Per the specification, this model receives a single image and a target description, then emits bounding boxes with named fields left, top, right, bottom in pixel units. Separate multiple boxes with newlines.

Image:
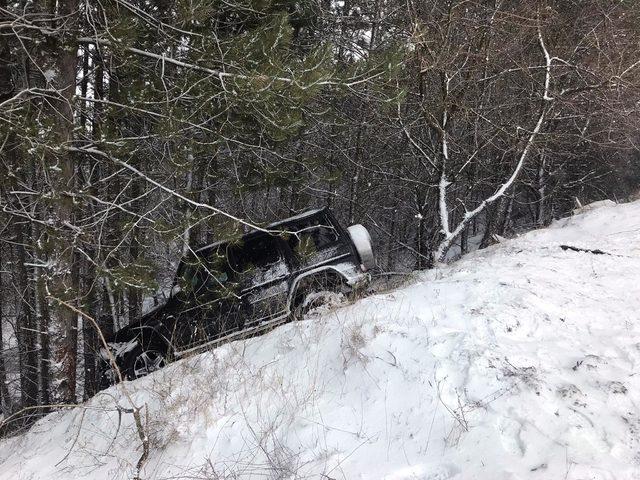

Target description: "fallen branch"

left=560, top=245, right=609, bottom=256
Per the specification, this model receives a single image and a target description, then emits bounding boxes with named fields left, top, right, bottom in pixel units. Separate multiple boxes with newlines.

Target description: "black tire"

left=125, top=344, right=168, bottom=380
left=290, top=273, right=351, bottom=321
left=291, top=291, right=317, bottom=321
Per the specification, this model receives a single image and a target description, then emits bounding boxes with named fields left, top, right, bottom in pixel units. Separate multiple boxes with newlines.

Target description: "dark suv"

left=99, top=207, right=374, bottom=386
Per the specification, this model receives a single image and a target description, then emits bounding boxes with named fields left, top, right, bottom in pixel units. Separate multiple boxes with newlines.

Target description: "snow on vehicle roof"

left=195, top=207, right=326, bottom=253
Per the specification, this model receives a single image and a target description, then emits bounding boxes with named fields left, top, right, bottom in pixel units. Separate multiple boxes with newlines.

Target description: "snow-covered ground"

left=1, top=199, right=640, bottom=480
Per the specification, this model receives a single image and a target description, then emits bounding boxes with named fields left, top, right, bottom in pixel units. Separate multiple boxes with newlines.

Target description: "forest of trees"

left=1, top=0, right=639, bottom=433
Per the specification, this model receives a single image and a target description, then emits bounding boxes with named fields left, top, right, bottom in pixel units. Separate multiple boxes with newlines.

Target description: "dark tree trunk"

left=206, top=156, right=219, bottom=246
left=386, top=210, right=396, bottom=270
left=15, top=221, right=39, bottom=411
left=347, top=125, right=364, bottom=225
left=480, top=194, right=512, bottom=248
left=460, top=224, right=469, bottom=255
left=44, top=0, right=80, bottom=404
left=37, top=270, right=52, bottom=408
left=128, top=180, right=142, bottom=324
left=0, top=234, right=13, bottom=423
left=82, top=259, right=100, bottom=400
left=0, top=0, right=15, bottom=421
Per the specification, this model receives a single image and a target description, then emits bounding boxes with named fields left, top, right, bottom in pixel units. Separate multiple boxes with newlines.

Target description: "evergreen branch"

left=67, top=146, right=293, bottom=235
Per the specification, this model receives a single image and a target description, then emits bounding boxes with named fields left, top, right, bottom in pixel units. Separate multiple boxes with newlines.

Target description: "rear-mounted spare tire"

left=347, top=224, right=375, bottom=271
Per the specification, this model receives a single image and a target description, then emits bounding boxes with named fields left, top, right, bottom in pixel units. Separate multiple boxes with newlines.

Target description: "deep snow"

left=1, top=199, right=640, bottom=480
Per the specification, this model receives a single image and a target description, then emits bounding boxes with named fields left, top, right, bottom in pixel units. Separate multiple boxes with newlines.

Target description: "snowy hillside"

left=1, top=200, right=640, bottom=480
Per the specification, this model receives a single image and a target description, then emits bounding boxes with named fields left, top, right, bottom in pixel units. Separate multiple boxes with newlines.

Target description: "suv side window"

left=231, top=236, right=281, bottom=271
left=288, top=218, right=339, bottom=255
left=178, top=246, right=234, bottom=299
left=229, top=235, right=287, bottom=286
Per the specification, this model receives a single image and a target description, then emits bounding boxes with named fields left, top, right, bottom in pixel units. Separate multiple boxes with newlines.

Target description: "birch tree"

left=398, top=1, right=640, bottom=263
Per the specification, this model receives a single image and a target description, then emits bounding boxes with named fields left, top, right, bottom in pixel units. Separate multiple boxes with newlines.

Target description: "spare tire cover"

left=347, top=224, right=375, bottom=270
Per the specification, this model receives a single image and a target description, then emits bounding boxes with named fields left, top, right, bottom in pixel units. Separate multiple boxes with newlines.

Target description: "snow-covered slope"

left=2, top=200, right=640, bottom=480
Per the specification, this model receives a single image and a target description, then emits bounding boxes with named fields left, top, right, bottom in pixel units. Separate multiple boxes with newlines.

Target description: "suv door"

left=229, top=234, right=291, bottom=326
left=170, top=246, right=244, bottom=352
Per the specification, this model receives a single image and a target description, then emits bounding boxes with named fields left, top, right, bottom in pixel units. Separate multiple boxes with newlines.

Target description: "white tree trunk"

left=434, top=25, right=554, bottom=263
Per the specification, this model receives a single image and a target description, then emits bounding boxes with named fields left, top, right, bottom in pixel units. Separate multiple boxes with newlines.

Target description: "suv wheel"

left=127, top=345, right=167, bottom=380
left=291, top=274, right=350, bottom=320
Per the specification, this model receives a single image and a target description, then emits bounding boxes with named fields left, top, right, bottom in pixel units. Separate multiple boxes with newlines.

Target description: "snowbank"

left=1, top=200, right=640, bottom=480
